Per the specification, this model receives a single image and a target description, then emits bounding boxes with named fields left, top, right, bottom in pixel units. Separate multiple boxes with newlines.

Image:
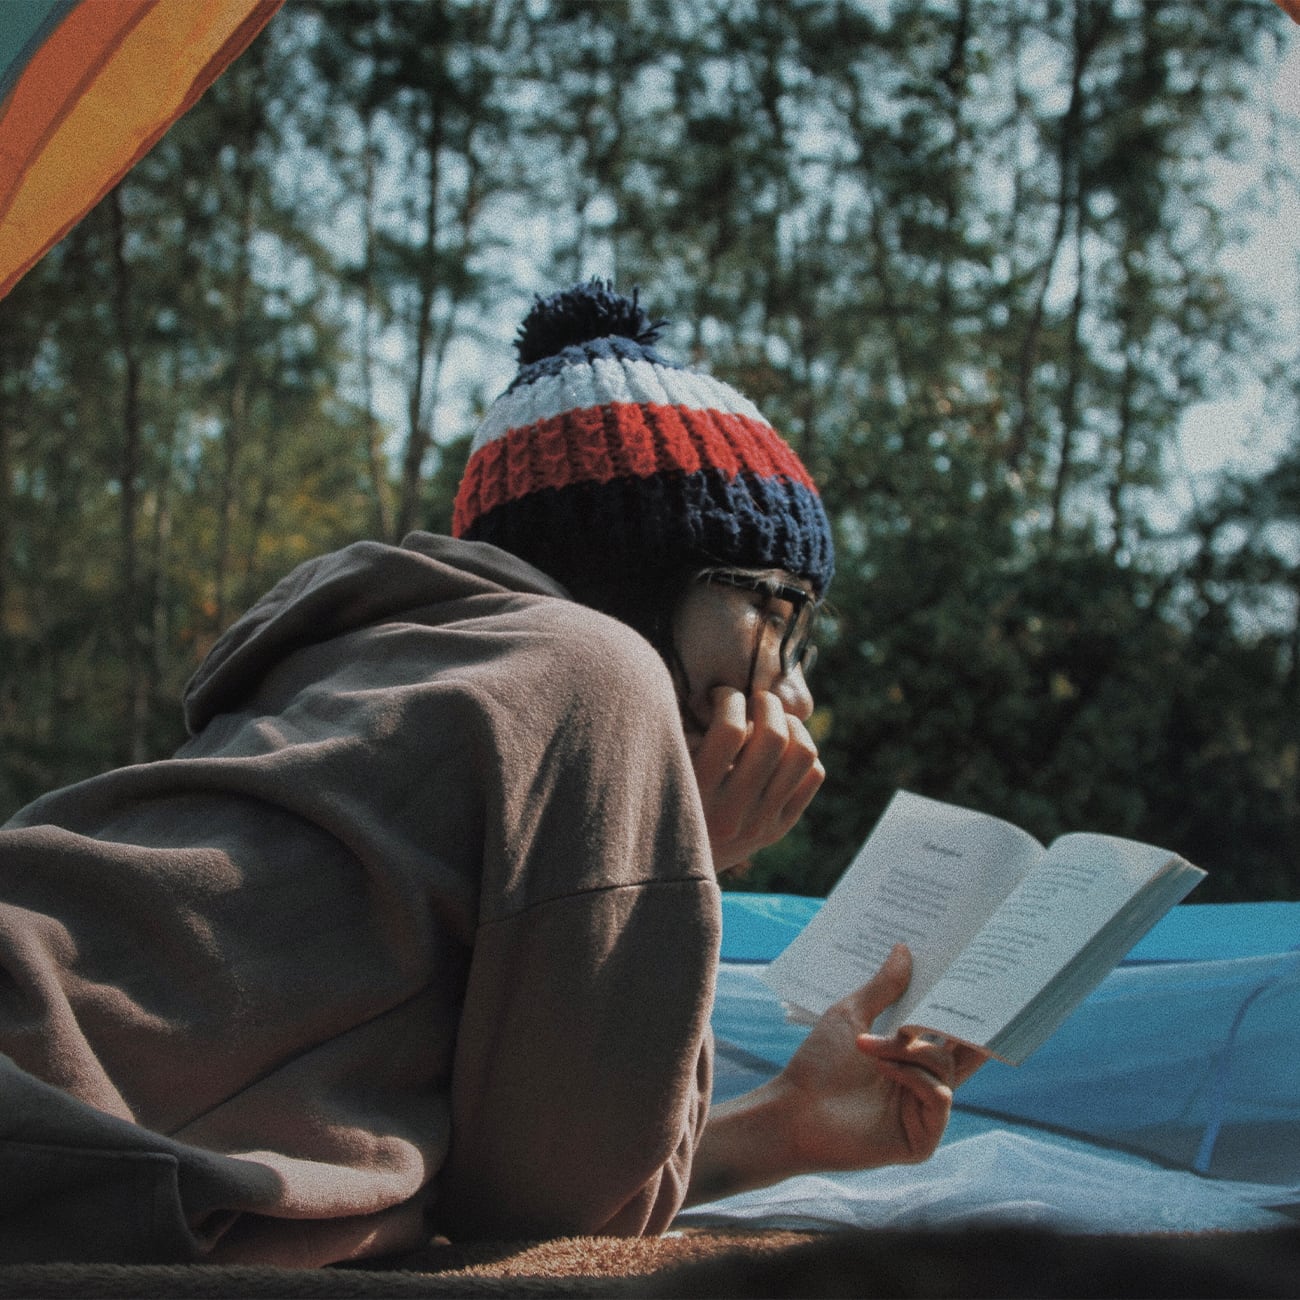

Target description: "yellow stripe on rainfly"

left=0, top=0, right=282, bottom=301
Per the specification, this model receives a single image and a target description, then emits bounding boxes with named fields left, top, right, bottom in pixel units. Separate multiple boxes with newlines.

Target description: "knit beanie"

left=452, top=280, right=834, bottom=620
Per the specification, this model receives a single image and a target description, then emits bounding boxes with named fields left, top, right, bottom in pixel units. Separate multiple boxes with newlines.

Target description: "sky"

left=1171, top=21, right=1300, bottom=513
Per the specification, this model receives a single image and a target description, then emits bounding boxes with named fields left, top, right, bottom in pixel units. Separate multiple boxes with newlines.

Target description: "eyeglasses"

left=701, top=570, right=819, bottom=685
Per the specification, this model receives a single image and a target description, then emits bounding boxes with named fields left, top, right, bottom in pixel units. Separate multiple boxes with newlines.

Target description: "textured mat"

left=1, top=1225, right=1297, bottom=1298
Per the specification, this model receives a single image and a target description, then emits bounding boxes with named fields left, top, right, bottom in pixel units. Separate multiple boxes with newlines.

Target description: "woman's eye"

left=766, top=607, right=793, bottom=634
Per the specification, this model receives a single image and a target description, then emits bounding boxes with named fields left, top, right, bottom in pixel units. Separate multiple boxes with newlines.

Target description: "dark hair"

left=568, top=564, right=696, bottom=673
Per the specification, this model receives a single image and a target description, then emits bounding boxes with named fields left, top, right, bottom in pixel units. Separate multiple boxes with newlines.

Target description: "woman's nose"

left=776, top=668, right=815, bottom=723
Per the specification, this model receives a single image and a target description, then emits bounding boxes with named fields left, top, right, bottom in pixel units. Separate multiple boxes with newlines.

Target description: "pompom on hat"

left=452, top=280, right=834, bottom=615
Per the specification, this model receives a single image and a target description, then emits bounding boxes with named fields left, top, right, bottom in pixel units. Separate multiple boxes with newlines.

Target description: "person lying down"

left=0, top=280, right=982, bottom=1266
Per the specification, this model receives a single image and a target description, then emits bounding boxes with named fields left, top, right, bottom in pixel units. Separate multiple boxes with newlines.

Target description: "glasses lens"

left=702, top=571, right=818, bottom=681
left=799, top=641, right=818, bottom=676
left=779, top=598, right=816, bottom=676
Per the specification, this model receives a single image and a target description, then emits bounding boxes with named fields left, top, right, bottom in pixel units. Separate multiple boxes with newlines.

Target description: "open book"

left=763, top=790, right=1206, bottom=1065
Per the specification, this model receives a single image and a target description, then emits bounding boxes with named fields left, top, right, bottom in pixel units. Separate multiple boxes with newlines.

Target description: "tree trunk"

left=0, top=355, right=12, bottom=627
left=360, top=119, right=395, bottom=541
left=936, top=0, right=971, bottom=339
left=395, top=100, right=445, bottom=540
left=108, top=187, right=149, bottom=763
left=1048, top=223, right=1087, bottom=545
left=1007, top=0, right=1106, bottom=473
left=1109, top=320, right=1137, bottom=559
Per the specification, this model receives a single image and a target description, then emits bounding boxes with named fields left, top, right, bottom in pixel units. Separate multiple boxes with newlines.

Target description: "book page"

left=906, top=833, right=1187, bottom=1049
left=762, top=791, right=1045, bottom=1035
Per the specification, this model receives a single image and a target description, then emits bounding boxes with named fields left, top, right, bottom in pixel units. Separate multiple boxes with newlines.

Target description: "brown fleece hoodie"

left=0, top=533, right=719, bottom=1265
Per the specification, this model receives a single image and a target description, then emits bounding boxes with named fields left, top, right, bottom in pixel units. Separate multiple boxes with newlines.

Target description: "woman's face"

left=671, top=570, right=817, bottom=738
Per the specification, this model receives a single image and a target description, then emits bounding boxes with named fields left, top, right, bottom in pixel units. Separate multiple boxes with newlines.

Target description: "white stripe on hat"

left=470, top=355, right=770, bottom=453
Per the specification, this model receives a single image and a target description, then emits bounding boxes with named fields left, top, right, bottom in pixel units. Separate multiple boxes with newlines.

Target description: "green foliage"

left=0, top=0, right=1296, bottom=900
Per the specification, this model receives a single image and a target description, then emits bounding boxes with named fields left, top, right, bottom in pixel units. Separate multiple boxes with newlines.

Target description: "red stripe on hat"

left=674, top=405, right=813, bottom=482
left=454, top=403, right=817, bottom=533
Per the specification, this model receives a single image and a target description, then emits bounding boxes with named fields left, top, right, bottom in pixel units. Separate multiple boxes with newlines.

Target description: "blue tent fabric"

left=718, top=894, right=1298, bottom=965
left=716, top=892, right=823, bottom=962
left=687, top=894, right=1300, bottom=1235
left=1114, top=900, right=1297, bottom=963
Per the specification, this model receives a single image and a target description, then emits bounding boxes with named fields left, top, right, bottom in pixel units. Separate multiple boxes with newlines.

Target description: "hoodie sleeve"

left=432, top=604, right=720, bottom=1239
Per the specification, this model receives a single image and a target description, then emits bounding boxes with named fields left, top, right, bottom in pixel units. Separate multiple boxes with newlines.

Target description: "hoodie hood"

left=182, top=533, right=569, bottom=735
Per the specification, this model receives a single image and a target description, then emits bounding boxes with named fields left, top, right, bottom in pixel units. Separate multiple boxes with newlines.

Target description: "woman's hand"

left=685, top=946, right=987, bottom=1207
left=774, top=944, right=988, bottom=1172
left=686, top=686, right=824, bottom=873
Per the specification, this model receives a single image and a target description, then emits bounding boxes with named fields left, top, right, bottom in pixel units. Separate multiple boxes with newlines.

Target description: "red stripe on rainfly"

left=456, top=403, right=816, bottom=528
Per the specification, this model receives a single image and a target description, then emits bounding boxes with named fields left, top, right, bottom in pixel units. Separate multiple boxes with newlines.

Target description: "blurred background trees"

left=1, top=0, right=1296, bottom=900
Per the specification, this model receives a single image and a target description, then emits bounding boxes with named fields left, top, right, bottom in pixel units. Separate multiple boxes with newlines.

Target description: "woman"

left=0, top=282, right=979, bottom=1265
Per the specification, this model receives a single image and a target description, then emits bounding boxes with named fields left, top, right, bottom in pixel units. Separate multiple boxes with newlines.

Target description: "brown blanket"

left=0, top=1224, right=1296, bottom=1298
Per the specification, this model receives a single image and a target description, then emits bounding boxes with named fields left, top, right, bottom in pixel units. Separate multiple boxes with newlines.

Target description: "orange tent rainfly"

left=0, top=0, right=282, bottom=302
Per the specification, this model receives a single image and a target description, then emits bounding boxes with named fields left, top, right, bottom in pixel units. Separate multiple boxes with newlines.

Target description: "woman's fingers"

left=722, top=691, right=790, bottom=794
left=688, top=688, right=823, bottom=869
left=855, top=1025, right=957, bottom=1162
left=949, top=1041, right=991, bottom=1085
left=858, top=1034, right=957, bottom=1088
left=857, top=1024, right=988, bottom=1090
left=769, top=715, right=824, bottom=827
left=836, top=944, right=913, bottom=1029
left=725, top=695, right=820, bottom=801
left=689, top=687, right=748, bottom=781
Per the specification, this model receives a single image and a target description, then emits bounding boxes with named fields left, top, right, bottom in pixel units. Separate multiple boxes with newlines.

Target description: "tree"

left=307, top=0, right=519, bottom=541
left=0, top=0, right=1295, bottom=901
